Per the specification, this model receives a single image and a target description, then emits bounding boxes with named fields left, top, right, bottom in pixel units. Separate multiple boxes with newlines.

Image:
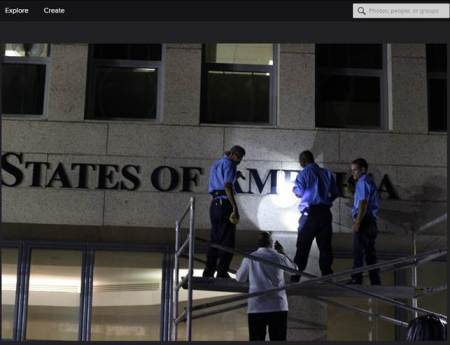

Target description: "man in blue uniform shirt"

left=291, top=150, right=338, bottom=282
left=349, top=158, right=381, bottom=285
left=203, top=145, right=246, bottom=278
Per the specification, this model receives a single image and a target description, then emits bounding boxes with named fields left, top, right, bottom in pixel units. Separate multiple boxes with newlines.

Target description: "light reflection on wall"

left=256, top=170, right=302, bottom=231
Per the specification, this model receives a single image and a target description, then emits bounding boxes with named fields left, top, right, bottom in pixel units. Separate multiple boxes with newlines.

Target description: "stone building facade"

left=1, top=43, right=447, bottom=341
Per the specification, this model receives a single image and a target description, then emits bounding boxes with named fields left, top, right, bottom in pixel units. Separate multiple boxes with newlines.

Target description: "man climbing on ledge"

left=348, top=158, right=381, bottom=285
left=236, top=232, right=297, bottom=341
left=203, top=145, right=246, bottom=279
left=291, top=150, right=339, bottom=282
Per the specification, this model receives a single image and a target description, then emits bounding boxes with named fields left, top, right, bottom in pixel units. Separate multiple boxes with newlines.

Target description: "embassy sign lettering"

left=1, top=152, right=399, bottom=199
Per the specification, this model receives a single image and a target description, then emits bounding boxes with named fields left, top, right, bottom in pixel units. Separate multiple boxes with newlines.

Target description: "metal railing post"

left=411, top=230, right=418, bottom=319
left=172, top=221, right=180, bottom=341
left=186, top=197, right=195, bottom=341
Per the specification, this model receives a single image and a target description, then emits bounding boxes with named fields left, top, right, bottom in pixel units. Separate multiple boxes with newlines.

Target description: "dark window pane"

left=93, top=44, right=162, bottom=61
left=317, top=74, right=381, bottom=128
left=429, top=78, right=447, bottom=131
left=426, top=44, right=447, bottom=73
left=88, top=67, right=157, bottom=119
left=202, top=71, right=270, bottom=124
left=317, top=44, right=383, bottom=69
left=2, top=64, right=46, bottom=115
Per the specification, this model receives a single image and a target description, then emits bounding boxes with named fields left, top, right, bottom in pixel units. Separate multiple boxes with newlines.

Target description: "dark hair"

left=229, top=145, right=246, bottom=158
left=299, top=150, right=314, bottom=163
left=406, top=314, right=447, bottom=341
left=352, top=158, right=368, bottom=171
left=257, top=231, right=272, bottom=248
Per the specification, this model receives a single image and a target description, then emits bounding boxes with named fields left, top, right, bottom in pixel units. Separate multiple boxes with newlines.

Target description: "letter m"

left=247, top=169, right=278, bottom=194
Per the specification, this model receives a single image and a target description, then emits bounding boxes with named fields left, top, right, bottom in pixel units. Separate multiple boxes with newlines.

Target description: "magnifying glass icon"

left=358, top=6, right=366, bottom=15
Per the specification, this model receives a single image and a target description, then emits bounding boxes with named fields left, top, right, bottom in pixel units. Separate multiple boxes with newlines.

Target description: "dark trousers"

left=352, top=216, right=381, bottom=285
left=248, top=311, right=288, bottom=341
left=294, top=205, right=333, bottom=276
left=203, top=198, right=236, bottom=277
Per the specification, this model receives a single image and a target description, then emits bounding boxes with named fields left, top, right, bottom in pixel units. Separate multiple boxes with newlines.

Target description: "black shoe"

left=291, top=275, right=301, bottom=283
left=217, top=272, right=231, bottom=279
left=347, top=278, right=362, bottom=285
left=202, top=269, right=215, bottom=278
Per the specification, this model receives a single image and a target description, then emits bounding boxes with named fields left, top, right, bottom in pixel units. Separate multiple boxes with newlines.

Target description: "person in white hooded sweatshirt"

left=236, top=232, right=297, bottom=341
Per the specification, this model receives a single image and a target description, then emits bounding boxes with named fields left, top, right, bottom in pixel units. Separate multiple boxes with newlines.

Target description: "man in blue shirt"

left=349, top=158, right=381, bottom=285
left=203, top=145, right=246, bottom=278
left=291, top=150, right=338, bottom=282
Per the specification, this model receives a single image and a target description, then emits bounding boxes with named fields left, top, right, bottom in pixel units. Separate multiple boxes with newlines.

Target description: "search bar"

left=353, top=3, right=450, bottom=18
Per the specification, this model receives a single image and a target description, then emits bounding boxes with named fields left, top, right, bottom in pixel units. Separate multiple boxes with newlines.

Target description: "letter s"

left=2, top=152, right=24, bottom=187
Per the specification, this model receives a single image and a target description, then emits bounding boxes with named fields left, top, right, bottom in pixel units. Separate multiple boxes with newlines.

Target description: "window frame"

left=426, top=44, right=447, bottom=133
left=0, top=240, right=170, bottom=342
left=2, top=45, right=51, bottom=117
left=200, top=44, right=279, bottom=126
left=85, top=44, right=165, bottom=121
left=315, top=44, right=389, bottom=130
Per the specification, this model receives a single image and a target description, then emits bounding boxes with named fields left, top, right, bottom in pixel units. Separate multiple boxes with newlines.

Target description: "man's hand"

left=229, top=208, right=240, bottom=225
left=352, top=221, right=360, bottom=233
left=274, top=240, right=285, bottom=254
left=236, top=171, right=246, bottom=180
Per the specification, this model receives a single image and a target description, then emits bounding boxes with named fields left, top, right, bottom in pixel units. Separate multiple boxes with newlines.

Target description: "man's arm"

left=329, top=172, right=339, bottom=202
left=275, top=241, right=298, bottom=271
left=352, top=180, right=370, bottom=232
left=293, top=171, right=306, bottom=198
left=223, top=162, right=239, bottom=219
left=235, top=258, right=249, bottom=282
left=224, top=182, right=239, bottom=217
left=352, top=199, right=368, bottom=232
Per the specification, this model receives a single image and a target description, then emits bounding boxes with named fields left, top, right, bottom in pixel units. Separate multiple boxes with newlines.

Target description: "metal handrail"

left=410, top=213, right=447, bottom=319
left=180, top=254, right=237, bottom=274
left=186, top=198, right=196, bottom=341
left=171, top=204, right=447, bottom=340
left=175, top=239, right=190, bottom=258
left=195, top=238, right=445, bottom=283
left=178, top=295, right=410, bottom=329
left=171, top=197, right=196, bottom=341
left=190, top=240, right=447, bottom=320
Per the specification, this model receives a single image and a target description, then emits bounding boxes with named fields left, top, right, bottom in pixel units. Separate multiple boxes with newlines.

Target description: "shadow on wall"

left=308, top=132, right=447, bottom=238
left=232, top=130, right=446, bottom=239
left=342, top=179, right=447, bottom=236
left=381, top=176, right=447, bottom=236
left=399, top=176, right=447, bottom=202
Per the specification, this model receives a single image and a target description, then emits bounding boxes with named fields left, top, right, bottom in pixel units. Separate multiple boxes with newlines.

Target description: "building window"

left=316, top=44, right=386, bottom=129
left=426, top=44, right=447, bottom=132
left=1, top=248, right=19, bottom=340
left=85, top=44, right=163, bottom=120
left=90, top=251, right=163, bottom=341
left=26, top=249, right=83, bottom=341
left=2, top=44, right=49, bottom=115
left=201, top=44, right=277, bottom=125
left=1, top=243, right=166, bottom=341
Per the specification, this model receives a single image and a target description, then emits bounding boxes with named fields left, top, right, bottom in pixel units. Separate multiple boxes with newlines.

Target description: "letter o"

left=151, top=166, right=179, bottom=192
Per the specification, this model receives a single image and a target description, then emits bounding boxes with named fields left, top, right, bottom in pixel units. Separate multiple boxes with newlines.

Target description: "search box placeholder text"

left=353, top=3, right=450, bottom=18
